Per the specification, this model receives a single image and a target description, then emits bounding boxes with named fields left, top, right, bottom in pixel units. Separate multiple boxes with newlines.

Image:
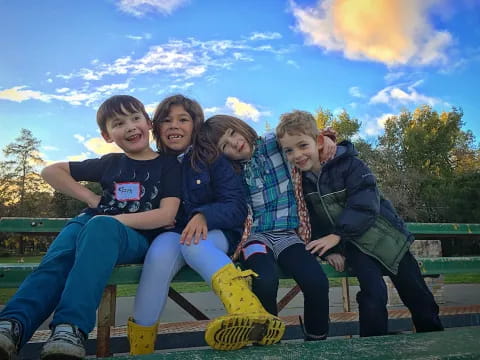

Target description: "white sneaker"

left=0, top=319, right=21, bottom=360
left=40, top=324, right=86, bottom=360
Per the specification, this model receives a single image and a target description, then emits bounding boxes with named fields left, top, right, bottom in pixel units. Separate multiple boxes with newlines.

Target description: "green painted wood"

left=102, top=327, right=480, bottom=359
left=2, top=217, right=480, bottom=237
left=1, top=257, right=479, bottom=288
left=0, top=217, right=68, bottom=233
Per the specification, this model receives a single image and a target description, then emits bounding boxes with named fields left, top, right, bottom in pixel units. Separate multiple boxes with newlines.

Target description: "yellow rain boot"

left=127, top=317, right=158, bottom=355
left=204, top=263, right=285, bottom=351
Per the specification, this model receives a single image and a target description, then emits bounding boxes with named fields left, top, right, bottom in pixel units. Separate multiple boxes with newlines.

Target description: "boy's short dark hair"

left=276, top=110, right=319, bottom=140
left=97, top=95, right=150, bottom=133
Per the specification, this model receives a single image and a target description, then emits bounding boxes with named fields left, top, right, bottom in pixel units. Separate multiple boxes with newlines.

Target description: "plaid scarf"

left=232, top=166, right=311, bottom=260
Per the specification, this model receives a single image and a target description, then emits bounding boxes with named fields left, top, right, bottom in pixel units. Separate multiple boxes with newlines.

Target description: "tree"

left=315, top=108, right=361, bottom=141
left=1, top=129, right=47, bottom=253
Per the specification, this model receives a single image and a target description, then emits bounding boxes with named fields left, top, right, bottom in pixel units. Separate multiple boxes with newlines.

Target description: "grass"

left=1, top=256, right=479, bottom=303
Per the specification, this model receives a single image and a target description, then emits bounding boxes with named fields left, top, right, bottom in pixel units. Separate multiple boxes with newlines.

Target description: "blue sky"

left=1, top=0, right=479, bottom=163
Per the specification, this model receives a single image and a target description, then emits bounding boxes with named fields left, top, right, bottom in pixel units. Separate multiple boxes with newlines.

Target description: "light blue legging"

left=134, top=229, right=230, bottom=326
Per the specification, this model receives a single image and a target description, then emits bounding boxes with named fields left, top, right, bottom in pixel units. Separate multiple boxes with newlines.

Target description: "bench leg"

left=168, top=287, right=209, bottom=320
left=277, top=285, right=301, bottom=312
left=341, top=278, right=351, bottom=312
left=96, top=285, right=117, bottom=358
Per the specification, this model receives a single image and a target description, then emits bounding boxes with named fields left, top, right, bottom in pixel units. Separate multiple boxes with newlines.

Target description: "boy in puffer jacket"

left=276, top=110, right=444, bottom=337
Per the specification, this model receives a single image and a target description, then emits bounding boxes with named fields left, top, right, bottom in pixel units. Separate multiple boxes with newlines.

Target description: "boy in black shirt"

left=0, top=95, right=181, bottom=359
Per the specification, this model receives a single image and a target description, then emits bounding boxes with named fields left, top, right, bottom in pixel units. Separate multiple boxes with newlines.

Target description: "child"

left=276, top=110, right=444, bottom=337
left=0, top=95, right=181, bottom=360
left=128, top=95, right=285, bottom=354
left=201, top=115, right=338, bottom=341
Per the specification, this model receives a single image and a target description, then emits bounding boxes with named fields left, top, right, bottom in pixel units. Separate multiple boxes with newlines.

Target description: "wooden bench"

left=1, top=217, right=480, bottom=358
left=99, top=326, right=480, bottom=360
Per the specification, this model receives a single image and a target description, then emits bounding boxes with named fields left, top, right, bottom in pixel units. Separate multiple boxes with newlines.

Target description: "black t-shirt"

left=69, top=153, right=182, bottom=239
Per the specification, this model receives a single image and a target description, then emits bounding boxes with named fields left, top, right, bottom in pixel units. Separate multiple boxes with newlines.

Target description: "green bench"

left=1, top=217, right=480, bottom=358
left=102, top=326, right=480, bottom=360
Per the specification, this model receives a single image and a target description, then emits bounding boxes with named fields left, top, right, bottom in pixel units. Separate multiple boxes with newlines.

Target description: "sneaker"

left=40, top=324, right=86, bottom=360
left=0, top=319, right=21, bottom=360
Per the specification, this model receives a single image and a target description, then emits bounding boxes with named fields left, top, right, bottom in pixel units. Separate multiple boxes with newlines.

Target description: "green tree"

left=315, top=108, right=361, bottom=141
left=1, top=129, right=48, bottom=253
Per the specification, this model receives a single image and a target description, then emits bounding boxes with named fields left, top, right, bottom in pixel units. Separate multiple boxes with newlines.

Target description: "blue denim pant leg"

left=345, top=242, right=389, bottom=337
left=51, top=216, right=149, bottom=335
left=390, top=251, right=443, bottom=332
left=0, top=213, right=92, bottom=347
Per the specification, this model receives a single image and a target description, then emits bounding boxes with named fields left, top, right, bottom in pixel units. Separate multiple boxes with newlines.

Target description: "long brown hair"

left=152, top=94, right=215, bottom=170
left=201, top=115, right=258, bottom=170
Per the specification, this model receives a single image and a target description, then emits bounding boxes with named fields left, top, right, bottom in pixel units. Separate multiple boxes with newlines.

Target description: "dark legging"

left=240, top=243, right=329, bottom=337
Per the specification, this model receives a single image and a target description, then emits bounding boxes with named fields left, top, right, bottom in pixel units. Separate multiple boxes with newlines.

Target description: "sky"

left=1, top=0, right=479, bottom=163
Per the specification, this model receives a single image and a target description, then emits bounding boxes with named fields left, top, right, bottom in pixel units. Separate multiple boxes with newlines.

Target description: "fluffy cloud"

left=117, top=0, right=188, bottom=17
left=349, top=86, right=364, bottom=98
left=290, top=0, right=452, bottom=66
left=370, top=85, right=439, bottom=106
left=226, top=97, right=261, bottom=122
left=0, top=86, right=52, bottom=103
left=364, top=113, right=395, bottom=136
left=84, top=137, right=123, bottom=155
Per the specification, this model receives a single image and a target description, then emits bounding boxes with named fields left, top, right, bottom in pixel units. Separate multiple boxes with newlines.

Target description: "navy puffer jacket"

left=302, top=140, right=413, bottom=274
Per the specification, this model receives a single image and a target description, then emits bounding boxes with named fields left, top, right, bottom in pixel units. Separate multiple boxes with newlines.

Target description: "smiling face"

left=158, top=104, right=194, bottom=153
left=217, top=128, right=253, bottom=161
left=278, top=132, right=323, bottom=174
left=102, top=104, right=154, bottom=159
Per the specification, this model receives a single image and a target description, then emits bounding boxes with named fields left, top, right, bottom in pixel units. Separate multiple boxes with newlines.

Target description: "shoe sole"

left=205, top=314, right=285, bottom=351
left=41, top=354, right=83, bottom=360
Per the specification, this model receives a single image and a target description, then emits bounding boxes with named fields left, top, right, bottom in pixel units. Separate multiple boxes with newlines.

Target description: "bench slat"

left=2, top=217, right=480, bottom=236
left=1, top=257, right=479, bottom=288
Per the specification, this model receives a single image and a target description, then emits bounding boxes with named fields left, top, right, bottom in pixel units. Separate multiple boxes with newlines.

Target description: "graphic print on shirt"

left=98, top=165, right=161, bottom=215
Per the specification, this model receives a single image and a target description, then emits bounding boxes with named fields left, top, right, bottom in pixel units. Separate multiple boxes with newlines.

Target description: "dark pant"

left=240, top=243, right=330, bottom=337
left=345, top=242, right=444, bottom=337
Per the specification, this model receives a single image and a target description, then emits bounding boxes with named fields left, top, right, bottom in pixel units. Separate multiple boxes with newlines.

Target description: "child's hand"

left=320, top=135, right=337, bottom=163
left=87, top=194, right=101, bottom=208
left=180, top=213, right=208, bottom=245
left=325, top=253, right=345, bottom=272
left=306, top=234, right=340, bottom=257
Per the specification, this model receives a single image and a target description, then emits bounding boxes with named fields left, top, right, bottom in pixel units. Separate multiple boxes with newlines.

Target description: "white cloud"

left=84, top=137, right=123, bottom=155
left=0, top=86, right=52, bottom=103
left=74, top=134, right=86, bottom=143
left=116, top=0, right=189, bottom=17
left=47, top=79, right=53, bottom=83
left=370, top=85, right=439, bottom=106
left=384, top=72, right=405, bottom=83
left=42, top=145, right=59, bottom=151
left=204, top=106, right=220, bottom=115
left=286, top=59, right=300, bottom=68
left=363, top=113, right=395, bottom=136
left=226, top=97, right=261, bottom=122
left=249, top=32, right=282, bottom=41
left=290, top=0, right=452, bottom=66
left=56, top=88, right=70, bottom=93
left=126, top=33, right=152, bottom=40
left=169, top=82, right=194, bottom=91
left=67, top=153, right=90, bottom=162
left=349, top=86, right=364, bottom=98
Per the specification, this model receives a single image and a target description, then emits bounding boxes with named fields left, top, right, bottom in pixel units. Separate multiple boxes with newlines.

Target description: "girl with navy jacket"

left=128, top=95, right=285, bottom=355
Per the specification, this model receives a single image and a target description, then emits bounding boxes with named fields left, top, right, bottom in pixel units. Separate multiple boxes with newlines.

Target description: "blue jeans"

left=0, top=213, right=149, bottom=347
left=345, top=242, right=443, bottom=337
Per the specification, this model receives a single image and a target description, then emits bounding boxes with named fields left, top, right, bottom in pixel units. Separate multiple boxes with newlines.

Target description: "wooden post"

left=96, top=285, right=116, bottom=358
left=341, top=277, right=351, bottom=312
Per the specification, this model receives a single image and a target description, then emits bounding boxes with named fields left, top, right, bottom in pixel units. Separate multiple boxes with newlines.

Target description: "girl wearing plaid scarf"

left=201, top=115, right=339, bottom=341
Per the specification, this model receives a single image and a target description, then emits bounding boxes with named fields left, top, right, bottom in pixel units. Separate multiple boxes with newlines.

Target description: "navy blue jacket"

left=174, top=153, right=247, bottom=254
left=302, top=141, right=413, bottom=273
